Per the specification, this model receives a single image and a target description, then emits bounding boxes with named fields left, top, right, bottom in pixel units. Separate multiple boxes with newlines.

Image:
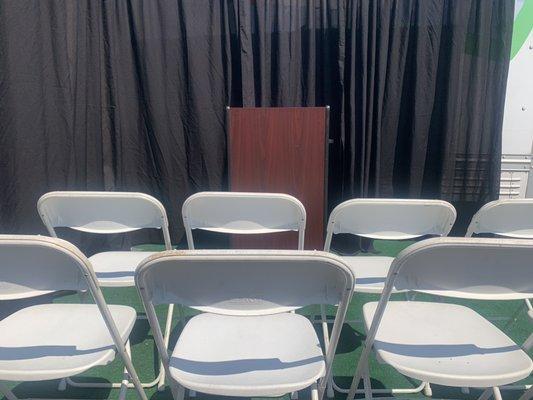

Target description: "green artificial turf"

left=2, top=240, right=532, bottom=400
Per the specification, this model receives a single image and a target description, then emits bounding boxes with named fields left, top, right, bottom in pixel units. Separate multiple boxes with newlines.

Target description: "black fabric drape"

left=0, top=0, right=513, bottom=246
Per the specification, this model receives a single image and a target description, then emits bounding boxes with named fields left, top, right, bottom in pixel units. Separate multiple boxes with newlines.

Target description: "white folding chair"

left=135, top=250, right=354, bottom=400
left=323, top=198, right=456, bottom=397
left=346, top=237, right=533, bottom=400
left=182, top=191, right=306, bottom=249
left=0, top=235, right=147, bottom=400
left=324, top=199, right=456, bottom=294
left=181, top=191, right=307, bottom=399
left=466, top=199, right=533, bottom=239
left=466, top=199, right=533, bottom=394
left=467, top=201, right=533, bottom=324
left=37, top=191, right=174, bottom=391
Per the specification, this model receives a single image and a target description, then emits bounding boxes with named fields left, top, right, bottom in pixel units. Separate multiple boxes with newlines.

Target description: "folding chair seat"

left=346, top=238, right=533, bottom=400
left=88, top=251, right=158, bottom=286
left=0, top=303, right=136, bottom=381
left=170, top=313, right=324, bottom=397
left=135, top=250, right=354, bottom=400
left=362, top=301, right=531, bottom=387
left=342, top=256, right=394, bottom=293
left=182, top=191, right=306, bottom=249
left=0, top=235, right=147, bottom=400
left=37, top=191, right=174, bottom=390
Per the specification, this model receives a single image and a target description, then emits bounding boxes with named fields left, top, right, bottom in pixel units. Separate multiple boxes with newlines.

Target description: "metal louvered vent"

left=500, top=154, right=533, bottom=199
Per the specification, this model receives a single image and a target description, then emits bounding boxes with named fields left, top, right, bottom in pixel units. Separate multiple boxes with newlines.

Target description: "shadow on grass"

left=3, top=380, right=111, bottom=400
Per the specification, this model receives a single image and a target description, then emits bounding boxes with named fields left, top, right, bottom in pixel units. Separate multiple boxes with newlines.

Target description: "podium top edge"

left=226, top=106, right=330, bottom=110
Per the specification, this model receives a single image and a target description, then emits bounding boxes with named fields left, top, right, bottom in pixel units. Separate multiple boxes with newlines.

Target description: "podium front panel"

left=227, top=107, right=328, bottom=250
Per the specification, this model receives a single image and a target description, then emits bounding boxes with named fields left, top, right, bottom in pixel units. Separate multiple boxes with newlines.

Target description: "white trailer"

left=500, top=0, right=533, bottom=198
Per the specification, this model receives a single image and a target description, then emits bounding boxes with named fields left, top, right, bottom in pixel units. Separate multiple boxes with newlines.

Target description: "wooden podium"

left=227, top=107, right=329, bottom=250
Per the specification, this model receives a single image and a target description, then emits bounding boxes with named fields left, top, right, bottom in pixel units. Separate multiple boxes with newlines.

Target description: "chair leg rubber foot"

left=423, top=382, right=433, bottom=397
left=57, top=379, right=67, bottom=391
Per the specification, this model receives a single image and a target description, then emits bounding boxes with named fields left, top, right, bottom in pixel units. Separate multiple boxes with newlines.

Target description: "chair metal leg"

left=519, top=386, right=533, bottom=400
left=362, top=362, right=373, bottom=400
left=492, top=387, right=502, bottom=400
left=477, top=388, right=494, bottom=400
left=78, top=290, right=89, bottom=304
left=500, top=383, right=533, bottom=392
left=332, top=375, right=427, bottom=395
left=285, top=310, right=299, bottom=400
left=319, top=304, right=335, bottom=399
left=65, top=373, right=161, bottom=389
left=166, top=373, right=182, bottom=400
left=117, top=341, right=132, bottom=400
left=311, top=382, right=319, bottom=400
left=175, top=383, right=185, bottom=400
left=118, top=340, right=148, bottom=400
left=0, top=383, right=18, bottom=400
left=423, top=381, right=433, bottom=397
left=157, top=303, right=176, bottom=391
left=56, top=379, right=67, bottom=392
left=179, top=305, right=196, bottom=397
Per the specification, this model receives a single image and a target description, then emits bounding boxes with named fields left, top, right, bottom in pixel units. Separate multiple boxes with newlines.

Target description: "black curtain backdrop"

left=0, top=0, right=513, bottom=248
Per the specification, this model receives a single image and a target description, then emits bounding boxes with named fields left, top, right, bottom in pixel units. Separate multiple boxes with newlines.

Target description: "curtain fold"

left=0, top=0, right=513, bottom=242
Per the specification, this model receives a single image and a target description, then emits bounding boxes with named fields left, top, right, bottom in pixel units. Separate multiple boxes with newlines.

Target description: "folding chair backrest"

left=38, top=191, right=171, bottom=246
left=0, top=235, right=91, bottom=300
left=324, top=199, right=456, bottom=249
left=137, top=250, right=353, bottom=400
left=466, top=199, right=533, bottom=238
left=135, top=250, right=353, bottom=315
left=182, top=192, right=307, bottom=249
left=391, top=237, right=533, bottom=300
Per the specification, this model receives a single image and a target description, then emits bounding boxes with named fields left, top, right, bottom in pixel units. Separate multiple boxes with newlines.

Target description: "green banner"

left=511, top=0, right=533, bottom=59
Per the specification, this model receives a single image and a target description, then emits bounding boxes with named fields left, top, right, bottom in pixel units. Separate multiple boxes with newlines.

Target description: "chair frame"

left=182, top=191, right=307, bottom=250
left=345, top=237, right=533, bottom=400
left=323, top=198, right=456, bottom=398
left=135, top=250, right=354, bottom=400
left=37, top=191, right=174, bottom=391
left=0, top=235, right=147, bottom=400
